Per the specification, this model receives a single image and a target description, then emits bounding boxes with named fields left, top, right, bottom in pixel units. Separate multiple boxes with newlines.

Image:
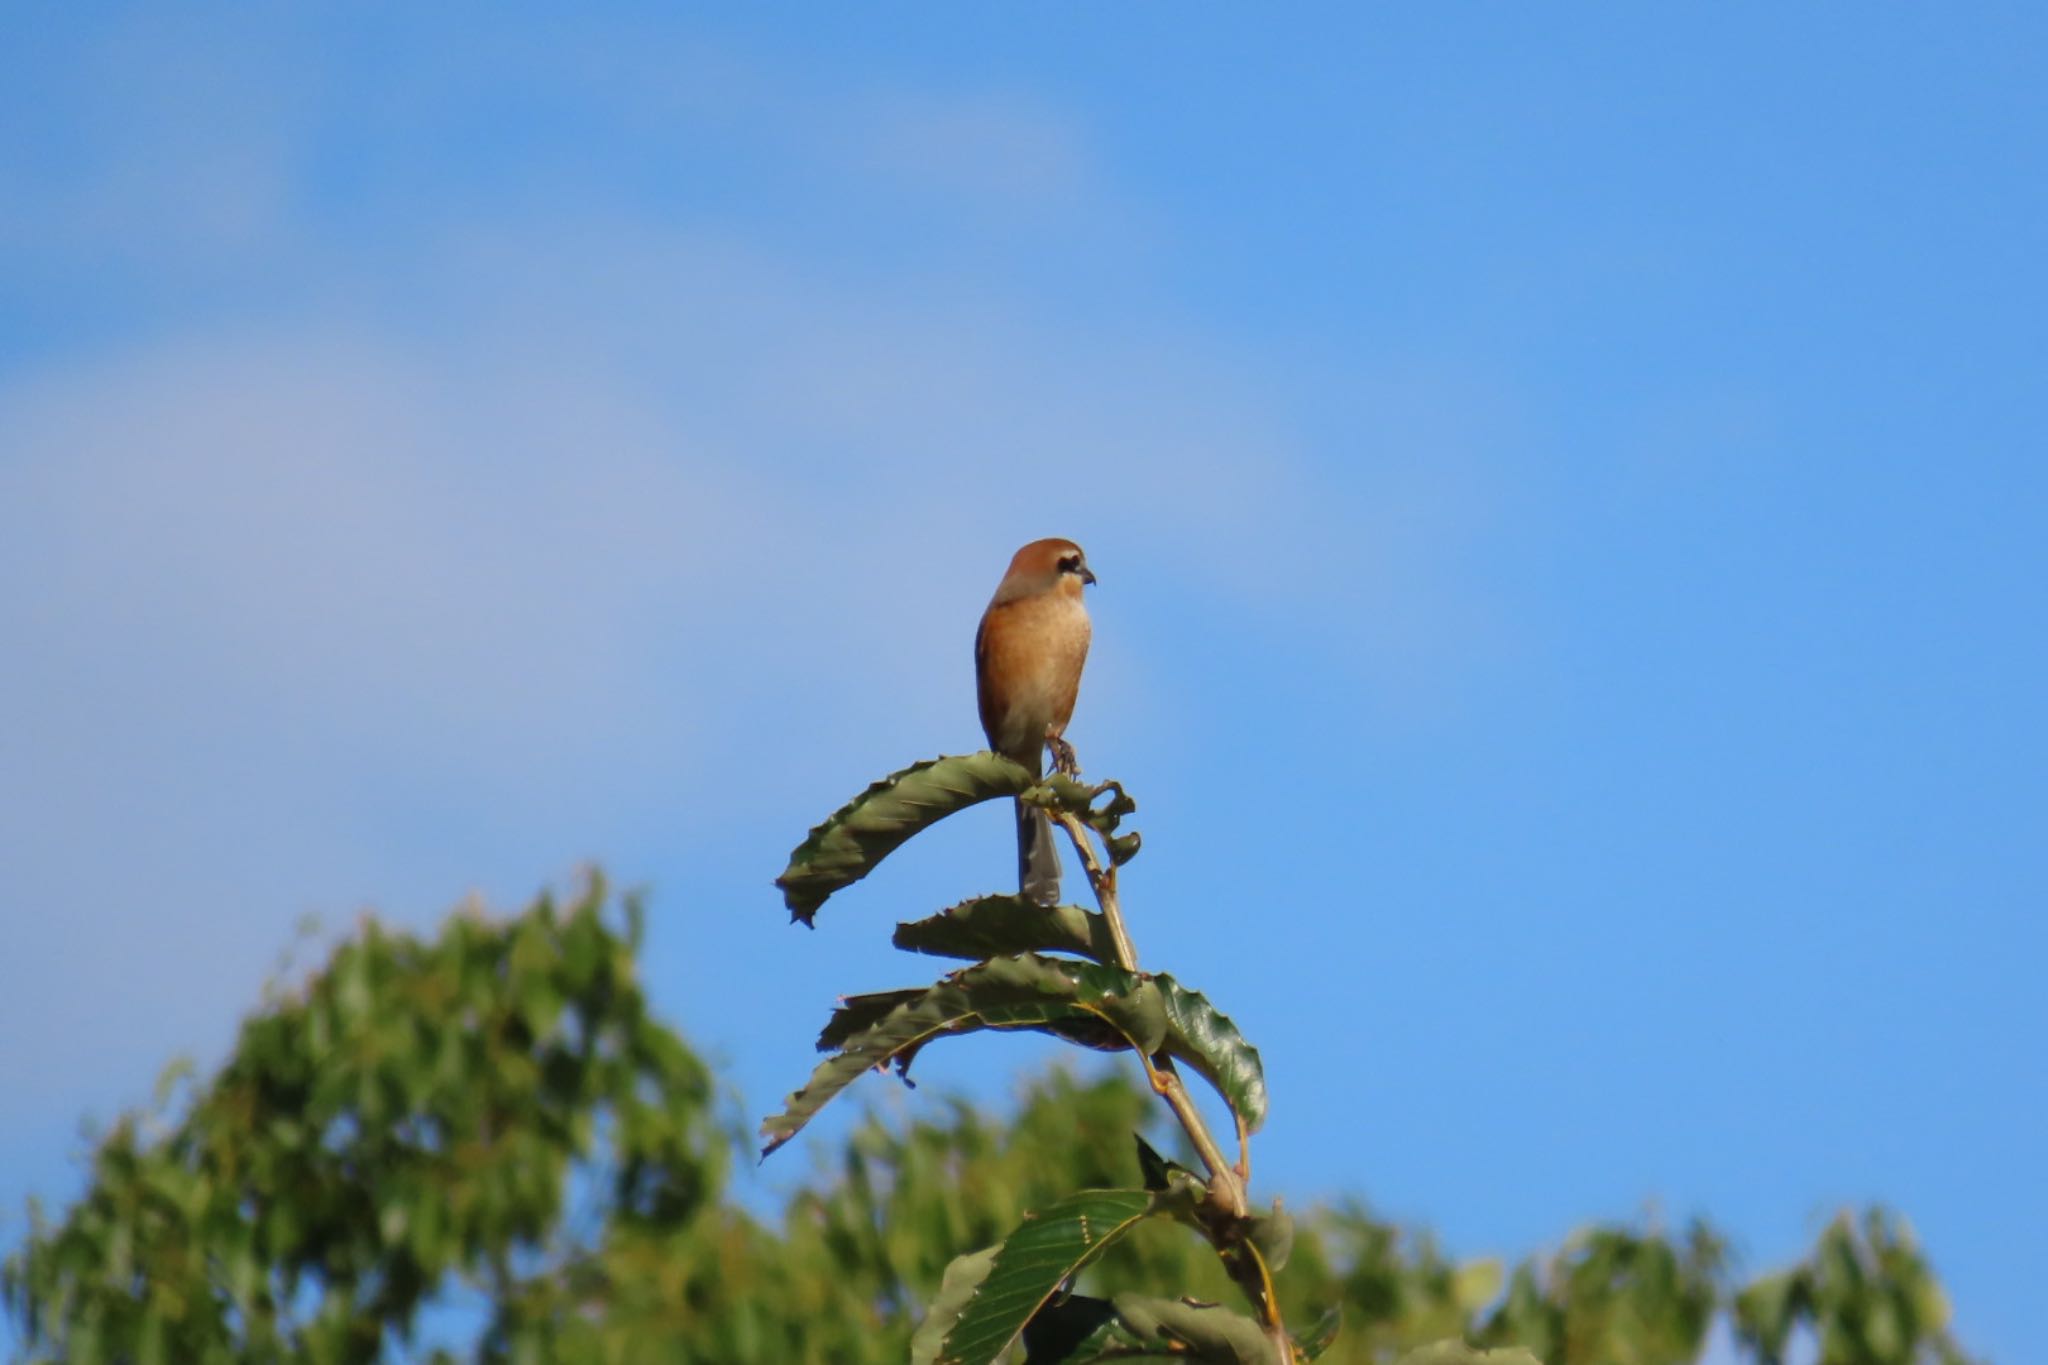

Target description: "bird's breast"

left=978, top=593, right=1091, bottom=755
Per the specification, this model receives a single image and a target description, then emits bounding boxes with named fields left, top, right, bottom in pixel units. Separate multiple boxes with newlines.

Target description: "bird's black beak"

left=1080, top=565, right=1098, bottom=586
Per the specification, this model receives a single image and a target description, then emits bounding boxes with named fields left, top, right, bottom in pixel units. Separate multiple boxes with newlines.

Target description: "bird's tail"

left=1017, top=799, right=1062, bottom=906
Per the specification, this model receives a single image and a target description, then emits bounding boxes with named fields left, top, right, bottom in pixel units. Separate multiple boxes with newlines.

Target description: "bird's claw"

left=1046, top=732, right=1080, bottom=777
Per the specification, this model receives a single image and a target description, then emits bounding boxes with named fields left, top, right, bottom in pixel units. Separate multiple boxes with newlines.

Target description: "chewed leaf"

left=776, top=753, right=1037, bottom=924
left=1024, top=775, right=1141, bottom=852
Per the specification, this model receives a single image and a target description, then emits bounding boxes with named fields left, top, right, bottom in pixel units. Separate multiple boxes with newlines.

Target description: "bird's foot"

left=1046, top=732, right=1080, bottom=777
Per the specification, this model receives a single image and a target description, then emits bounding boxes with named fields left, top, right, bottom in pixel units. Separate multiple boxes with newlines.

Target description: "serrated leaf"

left=1394, top=1342, right=1542, bottom=1365
left=1112, top=1294, right=1278, bottom=1364
left=787, top=969, right=1265, bottom=1154
left=761, top=955, right=1166, bottom=1156
left=912, top=1246, right=1000, bottom=1365
left=776, top=753, right=1037, bottom=924
left=924, top=1190, right=1159, bottom=1365
left=1293, top=1306, right=1341, bottom=1361
left=1156, top=975, right=1268, bottom=1133
left=895, top=895, right=1116, bottom=965
left=815, top=986, right=921, bottom=1055
left=815, top=988, right=924, bottom=1051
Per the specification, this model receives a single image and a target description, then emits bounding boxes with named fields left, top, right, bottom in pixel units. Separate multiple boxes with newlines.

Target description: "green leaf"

left=911, top=1246, right=1000, bottom=1365
left=1292, top=1306, right=1342, bottom=1361
left=1156, top=975, right=1269, bottom=1133
left=1132, top=1134, right=1195, bottom=1194
left=1395, top=1342, right=1542, bottom=1365
left=776, top=752, right=1037, bottom=924
left=894, top=895, right=1116, bottom=965
left=1111, top=1294, right=1278, bottom=1364
left=1026, top=775, right=1133, bottom=828
left=921, top=1189, right=1158, bottom=1365
left=1247, top=1200, right=1294, bottom=1273
left=815, top=989, right=924, bottom=1051
left=1023, top=775, right=1143, bottom=863
left=1130, top=1134, right=1208, bottom=1227
left=774, top=965, right=1265, bottom=1156
left=1733, top=1267, right=1808, bottom=1363
left=761, top=956, right=1167, bottom=1157
left=1451, top=1260, right=1505, bottom=1313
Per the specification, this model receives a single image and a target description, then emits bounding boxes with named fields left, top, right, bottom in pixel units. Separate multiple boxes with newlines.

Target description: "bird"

left=975, top=537, right=1096, bottom=906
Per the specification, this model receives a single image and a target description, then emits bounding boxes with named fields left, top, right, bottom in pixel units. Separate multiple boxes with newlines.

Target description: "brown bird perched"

left=976, top=537, right=1095, bottom=906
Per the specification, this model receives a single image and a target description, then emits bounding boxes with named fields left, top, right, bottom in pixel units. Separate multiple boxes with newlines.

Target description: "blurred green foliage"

left=1732, top=1210, right=1977, bottom=1365
left=4, top=882, right=1981, bottom=1364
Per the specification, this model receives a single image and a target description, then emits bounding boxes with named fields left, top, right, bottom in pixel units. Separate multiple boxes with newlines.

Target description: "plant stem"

left=1051, top=810, right=1139, bottom=971
left=1244, top=1244, right=1296, bottom=1365
left=1054, top=808, right=1294, bottom=1362
left=1127, top=1049, right=1236, bottom=1208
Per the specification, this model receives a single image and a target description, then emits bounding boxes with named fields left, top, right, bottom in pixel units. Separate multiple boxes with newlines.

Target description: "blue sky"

left=2, top=4, right=2042, bottom=1359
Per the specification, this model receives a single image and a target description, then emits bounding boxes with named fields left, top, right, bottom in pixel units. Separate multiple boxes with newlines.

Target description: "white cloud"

left=0, top=10, right=1510, bottom=1184
left=0, top=211, right=1506, bottom=1107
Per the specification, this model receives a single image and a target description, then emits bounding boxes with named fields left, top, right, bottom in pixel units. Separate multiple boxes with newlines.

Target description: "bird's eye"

left=1059, top=554, right=1081, bottom=574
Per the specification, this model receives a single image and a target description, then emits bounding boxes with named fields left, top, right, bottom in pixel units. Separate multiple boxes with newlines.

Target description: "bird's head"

left=993, top=537, right=1096, bottom=604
